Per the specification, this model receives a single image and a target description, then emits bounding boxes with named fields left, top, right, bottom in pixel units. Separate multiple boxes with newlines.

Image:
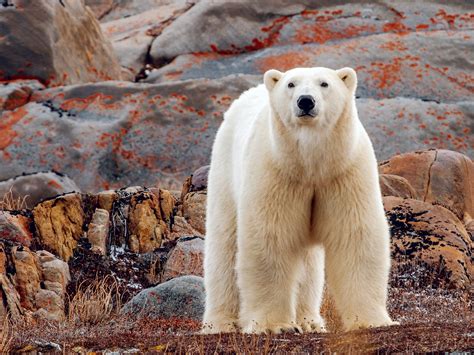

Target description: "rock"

left=121, top=275, right=205, bottom=320
left=0, top=75, right=258, bottom=191
left=0, top=211, right=33, bottom=246
left=190, top=165, right=209, bottom=192
left=101, top=1, right=193, bottom=76
left=0, top=0, right=122, bottom=86
left=379, top=174, right=417, bottom=199
left=380, top=150, right=473, bottom=220
left=149, top=2, right=473, bottom=102
left=128, top=192, right=167, bottom=253
left=37, top=250, right=70, bottom=294
left=12, top=246, right=41, bottom=311
left=170, top=215, right=201, bottom=240
left=99, top=0, right=192, bottom=22
left=0, top=171, right=80, bottom=209
left=163, top=237, right=204, bottom=281
left=181, top=191, right=207, bottom=235
left=84, top=0, right=115, bottom=19
left=87, top=208, right=110, bottom=255
left=97, top=190, right=117, bottom=212
left=0, top=80, right=44, bottom=111
left=33, top=193, right=84, bottom=261
left=33, top=289, right=65, bottom=322
left=0, top=242, right=23, bottom=319
left=384, top=196, right=473, bottom=290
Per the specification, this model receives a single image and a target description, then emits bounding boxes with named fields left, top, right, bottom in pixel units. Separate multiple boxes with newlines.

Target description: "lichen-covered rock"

left=379, top=174, right=417, bottom=199
left=12, top=246, right=42, bottom=311
left=33, top=193, right=84, bottom=261
left=87, top=208, right=110, bottom=255
left=128, top=191, right=167, bottom=253
left=380, top=150, right=473, bottom=220
left=0, top=211, right=33, bottom=247
left=163, top=237, right=204, bottom=281
left=0, top=0, right=122, bottom=86
left=0, top=171, right=80, bottom=209
left=385, top=196, right=473, bottom=290
left=0, top=76, right=258, bottom=191
left=121, top=275, right=205, bottom=320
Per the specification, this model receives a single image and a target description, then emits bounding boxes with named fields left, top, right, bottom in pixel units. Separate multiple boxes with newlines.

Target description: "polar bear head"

left=264, top=67, right=357, bottom=129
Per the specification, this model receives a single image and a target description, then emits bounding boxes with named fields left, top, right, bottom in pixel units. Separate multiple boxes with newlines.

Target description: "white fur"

left=202, top=67, right=397, bottom=334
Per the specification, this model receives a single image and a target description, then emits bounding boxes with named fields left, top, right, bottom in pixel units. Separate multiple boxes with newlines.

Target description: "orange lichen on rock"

left=0, top=106, right=28, bottom=149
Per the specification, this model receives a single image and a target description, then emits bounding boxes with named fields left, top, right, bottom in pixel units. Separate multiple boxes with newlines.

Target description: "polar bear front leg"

left=236, top=219, right=303, bottom=334
left=296, top=246, right=326, bottom=332
left=321, top=172, right=397, bottom=331
left=202, top=183, right=240, bottom=334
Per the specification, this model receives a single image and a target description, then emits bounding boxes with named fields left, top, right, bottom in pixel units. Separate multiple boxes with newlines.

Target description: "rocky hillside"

left=0, top=0, right=473, bottom=352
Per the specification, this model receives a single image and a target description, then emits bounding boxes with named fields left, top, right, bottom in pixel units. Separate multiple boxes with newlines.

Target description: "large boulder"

left=121, top=275, right=205, bottom=320
left=0, top=171, right=80, bottom=209
left=0, top=242, right=69, bottom=321
left=0, top=0, right=122, bottom=86
left=380, top=150, right=473, bottom=220
left=385, top=196, right=473, bottom=291
left=33, top=193, right=85, bottom=261
left=0, top=76, right=258, bottom=191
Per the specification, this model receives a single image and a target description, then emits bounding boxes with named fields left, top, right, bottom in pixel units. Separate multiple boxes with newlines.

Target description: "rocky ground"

left=0, top=0, right=473, bottom=353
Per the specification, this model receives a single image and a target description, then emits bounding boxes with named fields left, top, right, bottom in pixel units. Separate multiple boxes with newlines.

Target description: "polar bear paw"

left=242, top=321, right=303, bottom=335
left=348, top=319, right=400, bottom=331
left=201, top=319, right=239, bottom=334
left=298, top=316, right=327, bottom=333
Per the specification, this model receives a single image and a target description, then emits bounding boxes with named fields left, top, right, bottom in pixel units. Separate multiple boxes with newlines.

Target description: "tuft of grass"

left=0, top=187, right=28, bottom=211
left=0, top=315, right=12, bottom=353
left=67, top=276, right=122, bottom=325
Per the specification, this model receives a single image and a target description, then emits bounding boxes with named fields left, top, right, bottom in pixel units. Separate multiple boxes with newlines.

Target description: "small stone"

left=163, top=237, right=204, bottom=281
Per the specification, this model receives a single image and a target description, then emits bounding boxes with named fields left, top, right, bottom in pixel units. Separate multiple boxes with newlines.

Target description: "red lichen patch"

left=60, top=93, right=118, bottom=111
left=256, top=51, right=312, bottom=72
left=0, top=106, right=28, bottom=149
left=431, top=9, right=474, bottom=29
left=294, top=23, right=377, bottom=45
left=380, top=40, right=408, bottom=51
left=382, top=22, right=410, bottom=35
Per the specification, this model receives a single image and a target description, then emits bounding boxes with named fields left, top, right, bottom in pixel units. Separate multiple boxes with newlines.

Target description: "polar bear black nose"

left=297, top=95, right=315, bottom=112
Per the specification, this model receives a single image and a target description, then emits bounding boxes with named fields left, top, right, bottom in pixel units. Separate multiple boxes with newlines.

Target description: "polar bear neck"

left=268, top=100, right=361, bottom=183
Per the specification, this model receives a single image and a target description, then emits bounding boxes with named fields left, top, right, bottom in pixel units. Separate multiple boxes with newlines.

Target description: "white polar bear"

left=202, top=67, right=397, bottom=334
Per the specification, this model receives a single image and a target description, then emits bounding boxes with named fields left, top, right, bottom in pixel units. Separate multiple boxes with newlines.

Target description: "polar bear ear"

left=264, top=69, right=283, bottom=91
left=336, top=67, right=357, bottom=93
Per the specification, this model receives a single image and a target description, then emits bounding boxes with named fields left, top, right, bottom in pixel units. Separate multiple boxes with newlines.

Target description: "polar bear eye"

left=288, top=82, right=295, bottom=88
left=321, top=82, right=329, bottom=88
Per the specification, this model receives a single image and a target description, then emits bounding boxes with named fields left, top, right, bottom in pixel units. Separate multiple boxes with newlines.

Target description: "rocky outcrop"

left=380, top=150, right=474, bottom=220
left=121, top=275, right=205, bottom=320
left=385, top=197, right=473, bottom=290
left=0, top=242, right=69, bottom=322
left=33, top=193, right=85, bottom=262
left=0, top=0, right=122, bottom=86
left=0, top=171, right=80, bottom=210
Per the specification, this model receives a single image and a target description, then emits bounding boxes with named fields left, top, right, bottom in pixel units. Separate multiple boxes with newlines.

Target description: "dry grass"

left=9, top=286, right=473, bottom=352
left=0, top=187, right=28, bottom=211
left=0, top=315, right=12, bottom=353
left=67, top=276, right=122, bottom=325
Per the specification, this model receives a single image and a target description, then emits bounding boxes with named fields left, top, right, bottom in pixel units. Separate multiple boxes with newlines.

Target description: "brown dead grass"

left=0, top=315, right=12, bottom=353
left=0, top=187, right=28, bottom=211
left=9, top=286, right=473, bottom=353
left=67, top=276, right=122, bottom=325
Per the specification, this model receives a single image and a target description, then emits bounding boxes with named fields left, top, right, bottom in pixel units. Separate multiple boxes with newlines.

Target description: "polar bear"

left=202, top=67, right=397, bottom=334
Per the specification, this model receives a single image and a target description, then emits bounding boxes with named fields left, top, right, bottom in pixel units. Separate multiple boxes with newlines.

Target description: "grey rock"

left=121, top=275, right=205, bottom=320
